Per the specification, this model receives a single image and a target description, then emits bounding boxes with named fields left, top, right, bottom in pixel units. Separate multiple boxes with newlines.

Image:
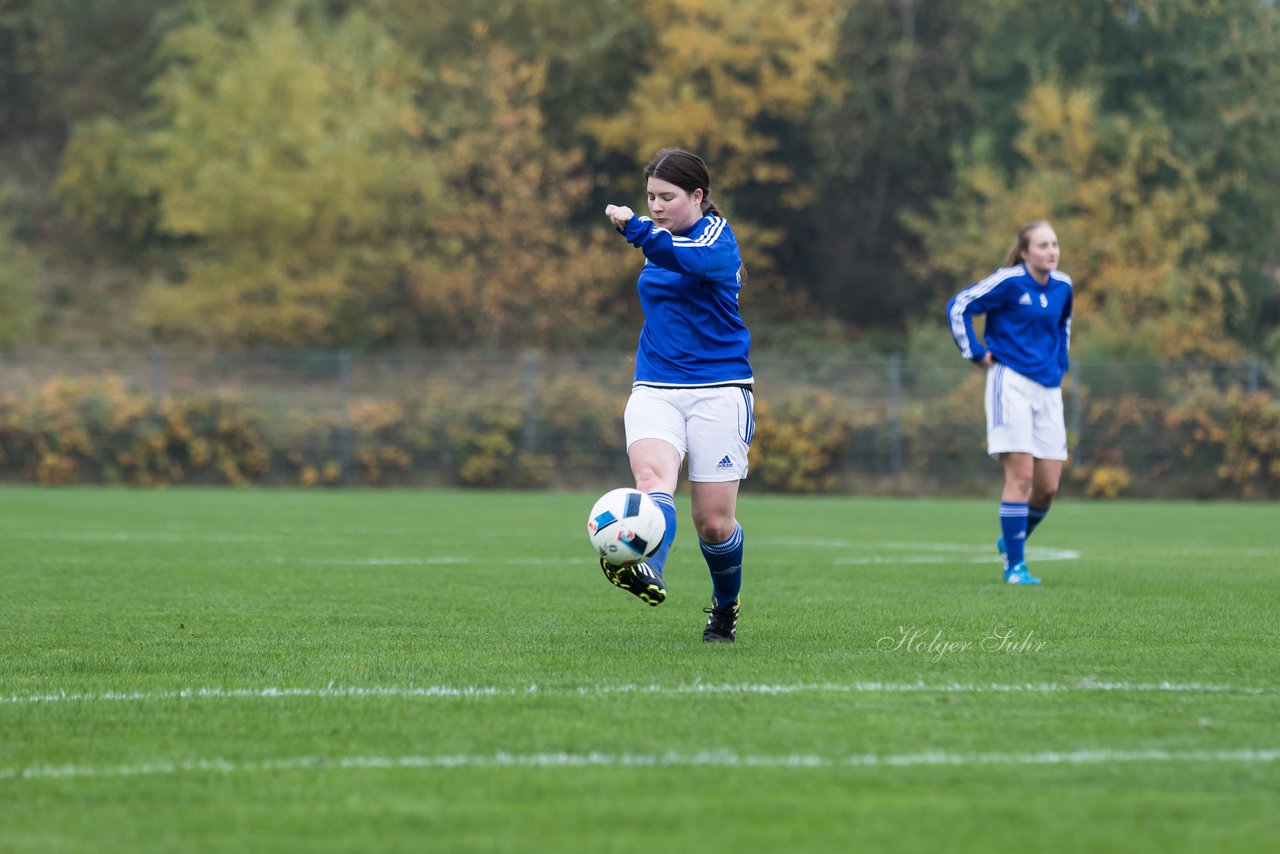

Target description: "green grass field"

left=1, top=486, right=1277, bottom=853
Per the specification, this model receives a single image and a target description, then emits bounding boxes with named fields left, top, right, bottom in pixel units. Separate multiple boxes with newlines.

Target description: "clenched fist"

left=605, top=205, right=635, bottom=228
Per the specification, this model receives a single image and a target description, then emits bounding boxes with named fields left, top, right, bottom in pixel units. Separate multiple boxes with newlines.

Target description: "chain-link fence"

left=0, top=349, right=1275, bottom=497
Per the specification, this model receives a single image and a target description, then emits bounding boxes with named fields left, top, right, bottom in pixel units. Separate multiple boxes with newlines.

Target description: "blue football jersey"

left=617, top=214, right=753, bottom=387
left=947, top=265, right=1073, bottom=387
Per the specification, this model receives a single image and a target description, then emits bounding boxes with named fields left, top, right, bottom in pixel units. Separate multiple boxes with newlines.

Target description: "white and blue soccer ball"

left=587, top=488, right=666, bottom=567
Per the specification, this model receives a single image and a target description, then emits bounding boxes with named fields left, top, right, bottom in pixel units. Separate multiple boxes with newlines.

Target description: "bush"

left=0, top=358, right=1273, bottom=498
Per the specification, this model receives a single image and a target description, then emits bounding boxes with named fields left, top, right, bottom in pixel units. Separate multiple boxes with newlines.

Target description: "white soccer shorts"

left=984, top=363, right=1068, bottom=460
left=624, top=385, right=755, bottom=482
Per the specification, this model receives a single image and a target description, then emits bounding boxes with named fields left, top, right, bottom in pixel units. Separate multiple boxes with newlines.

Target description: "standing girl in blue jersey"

left=601, top=147, right=754, bottom=642
left=947, top=220, right=1073, bottom=585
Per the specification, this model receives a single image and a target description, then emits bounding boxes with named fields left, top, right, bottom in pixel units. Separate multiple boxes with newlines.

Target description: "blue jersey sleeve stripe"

left=949, top=268, right=1017, bottom=357
left=671, top=216, right=727, bottom=247
left=626, top=215, right=734, bottom=280
left=949, top=265, right=1073, bottom=387
left=631, top=215, right=726, bottom=249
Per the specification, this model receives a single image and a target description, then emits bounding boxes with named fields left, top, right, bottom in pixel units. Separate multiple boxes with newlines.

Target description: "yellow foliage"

left=1083, top=465, right=1130, bottom=500
left=347, top=399, right=406, bottom=434
left=62, top=10, right=443, bottom=346
left=749, top=396, right=849, bottom=492
left=378, top=446, right=412, bottom=471
left=910, top=78, right=1243, bottom=360
left=591, top=0, right=846, bottom=191
left=410, top=40, right=621, bottom=348
left=1, top=359, right=1273, bottom=496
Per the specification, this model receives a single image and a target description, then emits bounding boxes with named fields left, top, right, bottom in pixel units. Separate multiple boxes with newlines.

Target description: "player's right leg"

left=998, top=454, right=1036, bottom=583
left=601, top=392, right=685, bottom=606
left=626, top=436, right=682, bottom=577
left=599, top=558, right=667, bottom=605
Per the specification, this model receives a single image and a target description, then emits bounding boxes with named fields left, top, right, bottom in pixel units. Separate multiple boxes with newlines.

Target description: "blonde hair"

left=1004, top=220, right=1052, bottom=267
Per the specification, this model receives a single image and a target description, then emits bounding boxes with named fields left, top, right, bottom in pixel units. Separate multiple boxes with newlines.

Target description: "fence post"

left=149, top=346, right=165, bottom=414
left=338, top=350, right=352, bottom=485
left=1070, top=366, right=1083, bottom=460
left=523, top=350, right=539, bottom=454
left=888, top=353, right=902, bottom=472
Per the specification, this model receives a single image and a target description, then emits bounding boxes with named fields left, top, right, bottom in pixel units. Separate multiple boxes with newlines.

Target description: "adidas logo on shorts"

left=716, top=455, right=734, bottom=470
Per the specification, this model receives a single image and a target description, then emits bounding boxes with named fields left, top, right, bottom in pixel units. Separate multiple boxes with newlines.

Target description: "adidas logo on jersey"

left=1019, top=292, right=1033, bottom=305
left=716, top=455, right=734, bottom=470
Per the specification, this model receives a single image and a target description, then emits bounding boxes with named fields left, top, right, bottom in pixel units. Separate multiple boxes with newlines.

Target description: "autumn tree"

left=0, top=192, right=38, bottom=344
left=0, top=0, right=182, bottom=145
left=908, top=80, right=1241, bottom=360
left=590, top=0, right=846, bottom=194
left=794, top=0, right=981, bottom=328
left=407, top=32, right=627, bottom=348
left=23, top=0, right=1280, bottom=355
left=960, top=0, right=1280, bottom=354
left=56, top=4, right=629, bottom=348
left=58, top=4, right=440, bottom=345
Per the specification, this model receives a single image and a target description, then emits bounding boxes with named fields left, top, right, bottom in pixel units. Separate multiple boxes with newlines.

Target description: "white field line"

left=838, top=543, right=1080, bottom=564
left=3, top=748, right=1278, bottom=781
left=5, top=529, right=1278, bottom=560
left=3, top=534, right=1085, bottom=568
left=3, top=679, right=1275, bottom=706
left=0, top=530, right=356, bottom=545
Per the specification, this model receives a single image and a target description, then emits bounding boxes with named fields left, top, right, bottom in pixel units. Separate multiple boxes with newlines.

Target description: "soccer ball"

left=587, top=488, right=666, bottom=567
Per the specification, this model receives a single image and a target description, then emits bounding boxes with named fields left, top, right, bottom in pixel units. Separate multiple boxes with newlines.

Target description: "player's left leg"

left=685, top=386, right=752, bottom=641
left=1026, top=383, right=1068, bottom=544
left=691, top=480, right=743, bottom=604
left=691, top=480, right=742, bottom=643
left=1027, top=458, right=1063, bottom=539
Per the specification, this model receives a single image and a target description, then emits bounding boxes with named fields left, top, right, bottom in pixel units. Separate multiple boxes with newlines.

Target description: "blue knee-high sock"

left=646, top=491, right=677, bottom=576
left=700, top=523, right=743, bottom=606
left=1026, top=504, right=1050, bottom=539
left=999, top=502, right=1029, bottom=567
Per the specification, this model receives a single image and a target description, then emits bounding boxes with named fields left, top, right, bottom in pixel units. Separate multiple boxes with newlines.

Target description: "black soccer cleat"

left=702, top=598, right=739, bottom=643
left=600, top=558, right=666, bottom=606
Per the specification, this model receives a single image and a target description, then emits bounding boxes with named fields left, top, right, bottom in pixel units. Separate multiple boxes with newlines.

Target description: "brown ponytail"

left=1004, top=219, right=1052, bottom=267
